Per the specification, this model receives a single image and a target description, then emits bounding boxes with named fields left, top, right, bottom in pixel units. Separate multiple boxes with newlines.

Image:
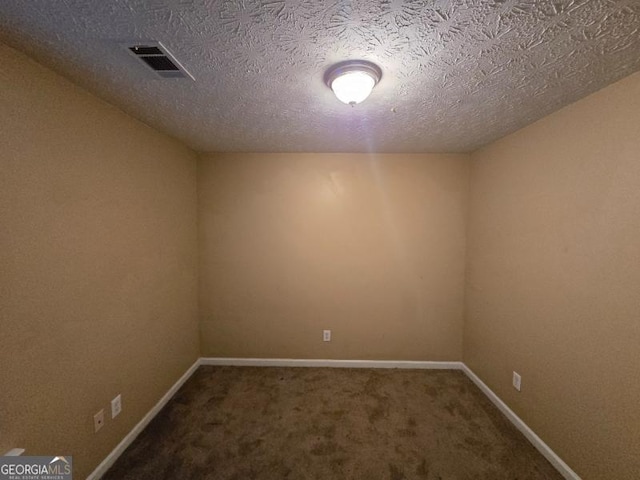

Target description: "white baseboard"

left=200, top=357, right=463, bottom=370
left=87, top=358, right=201, bottom=480
left=460, top=364, right=581, bottom=480
left=88, top=357, right=578, bottom=480
left=3, top=449, right=25, bottom=456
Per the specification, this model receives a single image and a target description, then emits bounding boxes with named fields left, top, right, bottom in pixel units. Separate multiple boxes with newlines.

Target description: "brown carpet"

left=103, top=366, right=562, bottom=479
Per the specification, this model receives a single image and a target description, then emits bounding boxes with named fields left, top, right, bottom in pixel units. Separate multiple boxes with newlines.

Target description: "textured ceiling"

left=1, top=0, right=640, bottom=153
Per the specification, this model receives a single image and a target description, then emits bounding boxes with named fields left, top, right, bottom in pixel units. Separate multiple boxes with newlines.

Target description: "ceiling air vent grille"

left=126, top=42, right=194, bottom=80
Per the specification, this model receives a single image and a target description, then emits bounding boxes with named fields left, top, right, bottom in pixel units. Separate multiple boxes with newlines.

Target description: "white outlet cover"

left=323, top=330, right=331, bottom=342
left=93, top=409, right=104, bottom=433
left=513, top=372, right=522, bottom=392
left=111, top=394, right=122, bottom=418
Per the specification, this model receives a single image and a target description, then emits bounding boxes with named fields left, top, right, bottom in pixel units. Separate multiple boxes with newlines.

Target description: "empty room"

left=1, top=1, right=638, bottom=479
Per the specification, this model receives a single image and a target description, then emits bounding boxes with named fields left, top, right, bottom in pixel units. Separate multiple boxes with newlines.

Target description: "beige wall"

left=4, top=32, right=639, bottom=480
left=0, top=43, right=199, bottom=478
left=198, top=153, right=469, bottom=360
left=465, top=72, right=640, bottom=480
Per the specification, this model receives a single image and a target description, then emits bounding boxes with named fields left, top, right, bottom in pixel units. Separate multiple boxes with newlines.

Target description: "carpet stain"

left=416, top=458, right=429, bottom=477
left=368, top=404, right=387, bottom=423
left=310, top=441, right=338, bottom=456
left=238, top=439, right=263, bottom=456
left=103, top=367, right=564, bottom=480
left=389, top=463, right=405, bottom=480
left=424, top=385, right=438, bottom=397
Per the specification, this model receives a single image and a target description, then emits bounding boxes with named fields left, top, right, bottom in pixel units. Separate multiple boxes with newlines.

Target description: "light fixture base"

left=325, top=60, right=382, bottom=105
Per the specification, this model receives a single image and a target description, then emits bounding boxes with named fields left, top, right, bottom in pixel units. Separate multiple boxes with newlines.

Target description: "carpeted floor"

left=103, top=366, right=563, bottom=479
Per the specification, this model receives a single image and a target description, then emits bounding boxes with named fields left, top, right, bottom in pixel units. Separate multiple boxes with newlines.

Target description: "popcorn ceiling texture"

left=0, top=0, right=639, bottom=153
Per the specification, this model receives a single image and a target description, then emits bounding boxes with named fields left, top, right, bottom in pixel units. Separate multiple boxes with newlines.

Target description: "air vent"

left=125, top=42, right=194, bottom=80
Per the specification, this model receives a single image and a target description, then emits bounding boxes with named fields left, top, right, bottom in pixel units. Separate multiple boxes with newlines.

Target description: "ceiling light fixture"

left=325, top=60, right=382, bottom=106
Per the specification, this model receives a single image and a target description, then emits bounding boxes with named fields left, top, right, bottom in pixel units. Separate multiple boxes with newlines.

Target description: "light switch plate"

left=111, top=394, right=122, bottom=418
left=513, top=371, right=522, bottom=391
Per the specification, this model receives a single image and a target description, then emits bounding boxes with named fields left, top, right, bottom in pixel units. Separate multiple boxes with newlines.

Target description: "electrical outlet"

left=512, top=371, right=522, bottom=391
left=111, top=394, right=122, bottom=419
left=323, top=330, right=331, bottom=342
left=93, top=409, right=105, bottom=433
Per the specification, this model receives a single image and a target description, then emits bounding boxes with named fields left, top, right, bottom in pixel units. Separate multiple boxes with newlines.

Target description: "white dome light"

left=325, top=61, right=382, bottom=106
left=331, top=71, right=376, bottom=105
